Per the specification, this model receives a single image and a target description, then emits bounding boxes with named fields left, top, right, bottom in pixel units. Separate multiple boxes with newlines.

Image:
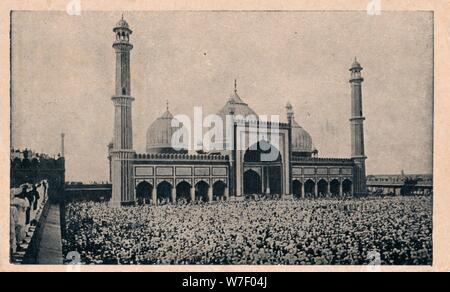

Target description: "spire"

left=229, top=78, right=245, bottom=105
left=61, top=132, right=65, bottom=157
left=351, top=57, right=362, bottom=71
left=160, top=100, right=173, bottom=118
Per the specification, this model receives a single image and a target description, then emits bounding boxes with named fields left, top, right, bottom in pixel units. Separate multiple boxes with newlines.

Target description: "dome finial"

left=234, top=79, right=237, bottom=94
left=351, top=57, right=362, bottom=70
left=286, top=101, right=293, bottom=110
left=115, top=14, right=130, bottom=30
left=286, top=102, right=294, bottom=123
left=166, top=100, right=169, bottom=112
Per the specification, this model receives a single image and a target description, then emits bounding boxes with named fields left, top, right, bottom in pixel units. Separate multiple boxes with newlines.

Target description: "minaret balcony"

left=349, top=116, right=366, bottom=121
left=112, top=95, right=135, bottom=105
left=349, top=77, right=364, bottom=83
left=112, top=42, right=133, bottom=50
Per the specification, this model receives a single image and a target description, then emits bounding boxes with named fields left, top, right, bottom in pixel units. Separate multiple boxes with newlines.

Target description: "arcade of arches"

left=292, top=178, right=353, bottom=199
left=137, top=177, right=353, bottom=205
left=135, top=180, right=229, bottom=205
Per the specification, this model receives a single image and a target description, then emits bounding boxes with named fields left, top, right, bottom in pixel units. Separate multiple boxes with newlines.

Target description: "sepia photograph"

left=6, top=5, right=440, bottom=272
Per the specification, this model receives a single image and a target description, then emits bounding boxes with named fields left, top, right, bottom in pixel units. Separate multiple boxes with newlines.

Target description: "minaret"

left=349, top=58, right=367, bottom=196
left=111, top=16, right=135, bottom=207
left=286, top=102, right=294, bottom=196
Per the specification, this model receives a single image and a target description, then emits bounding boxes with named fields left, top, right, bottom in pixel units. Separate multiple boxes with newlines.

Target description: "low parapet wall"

left=21, top=200, right=52, bottom=264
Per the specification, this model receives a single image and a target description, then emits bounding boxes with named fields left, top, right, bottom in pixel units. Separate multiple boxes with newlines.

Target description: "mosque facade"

left=109, top=18, right=367, bottom=207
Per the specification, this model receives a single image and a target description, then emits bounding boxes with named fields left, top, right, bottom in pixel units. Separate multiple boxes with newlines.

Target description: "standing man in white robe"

left=11, top=186, right=30, bottom=251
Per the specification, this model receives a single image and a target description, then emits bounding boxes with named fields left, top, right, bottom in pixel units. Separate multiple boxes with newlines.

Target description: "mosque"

left=108, top=17, right=368, bottom=207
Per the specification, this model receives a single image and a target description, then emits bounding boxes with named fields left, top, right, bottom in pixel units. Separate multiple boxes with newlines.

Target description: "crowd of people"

left=10, top=181, right=48, bottom=255
left=63, top=196, right=432, bottom=265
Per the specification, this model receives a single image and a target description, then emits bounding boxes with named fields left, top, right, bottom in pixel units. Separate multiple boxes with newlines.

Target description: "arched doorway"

left=244, top=140, right=282, bottom=163
left=304, top=180, right=315, bottom=198
left=244, top=140, right=283, bottom=195
left=293, top=180, right=302, bottom=198
left=213, top=181, right=227, bottom=201
left=342, top=179, right=352, bottom=196
left=176, top=181, right=192, bottom=204
left=157, top=181, right=172, bottom=204
left=136, top=181, right=152, bottom=205
left=244, top=170, right=262, bottom=195
left=330, top=179, right=340, bottom=197
left=196, top=181, right=209, bottom=202
left=318, top=179, right=328, bottom=197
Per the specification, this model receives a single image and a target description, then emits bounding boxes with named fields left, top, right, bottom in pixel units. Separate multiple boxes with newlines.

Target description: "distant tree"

left=401, top=177, right=419, bottom=196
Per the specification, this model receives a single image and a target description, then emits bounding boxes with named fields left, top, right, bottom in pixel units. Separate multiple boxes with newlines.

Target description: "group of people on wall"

left=10, top=181, right=48, bottom=255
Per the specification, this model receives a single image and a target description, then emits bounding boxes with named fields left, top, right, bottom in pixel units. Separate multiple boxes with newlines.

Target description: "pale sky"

left=11, top=11, right=433, bottom=182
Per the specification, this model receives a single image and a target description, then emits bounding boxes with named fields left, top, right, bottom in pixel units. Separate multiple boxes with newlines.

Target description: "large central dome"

left=211, top=85, right=258, bottom=153
left=216, top=88, right=258, bottom=121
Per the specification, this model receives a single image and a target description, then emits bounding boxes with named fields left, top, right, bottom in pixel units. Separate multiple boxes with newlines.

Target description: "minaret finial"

left=122, top=14, right=124, bottom=21
left=166, top=100, right=169, bottom=112
left=234, top=79, right=237, bottom=94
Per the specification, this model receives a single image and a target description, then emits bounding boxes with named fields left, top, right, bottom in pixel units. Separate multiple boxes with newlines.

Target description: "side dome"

left=291, top=120, right=313, bottom=155
left=146, top=109, right=187, bottom=154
